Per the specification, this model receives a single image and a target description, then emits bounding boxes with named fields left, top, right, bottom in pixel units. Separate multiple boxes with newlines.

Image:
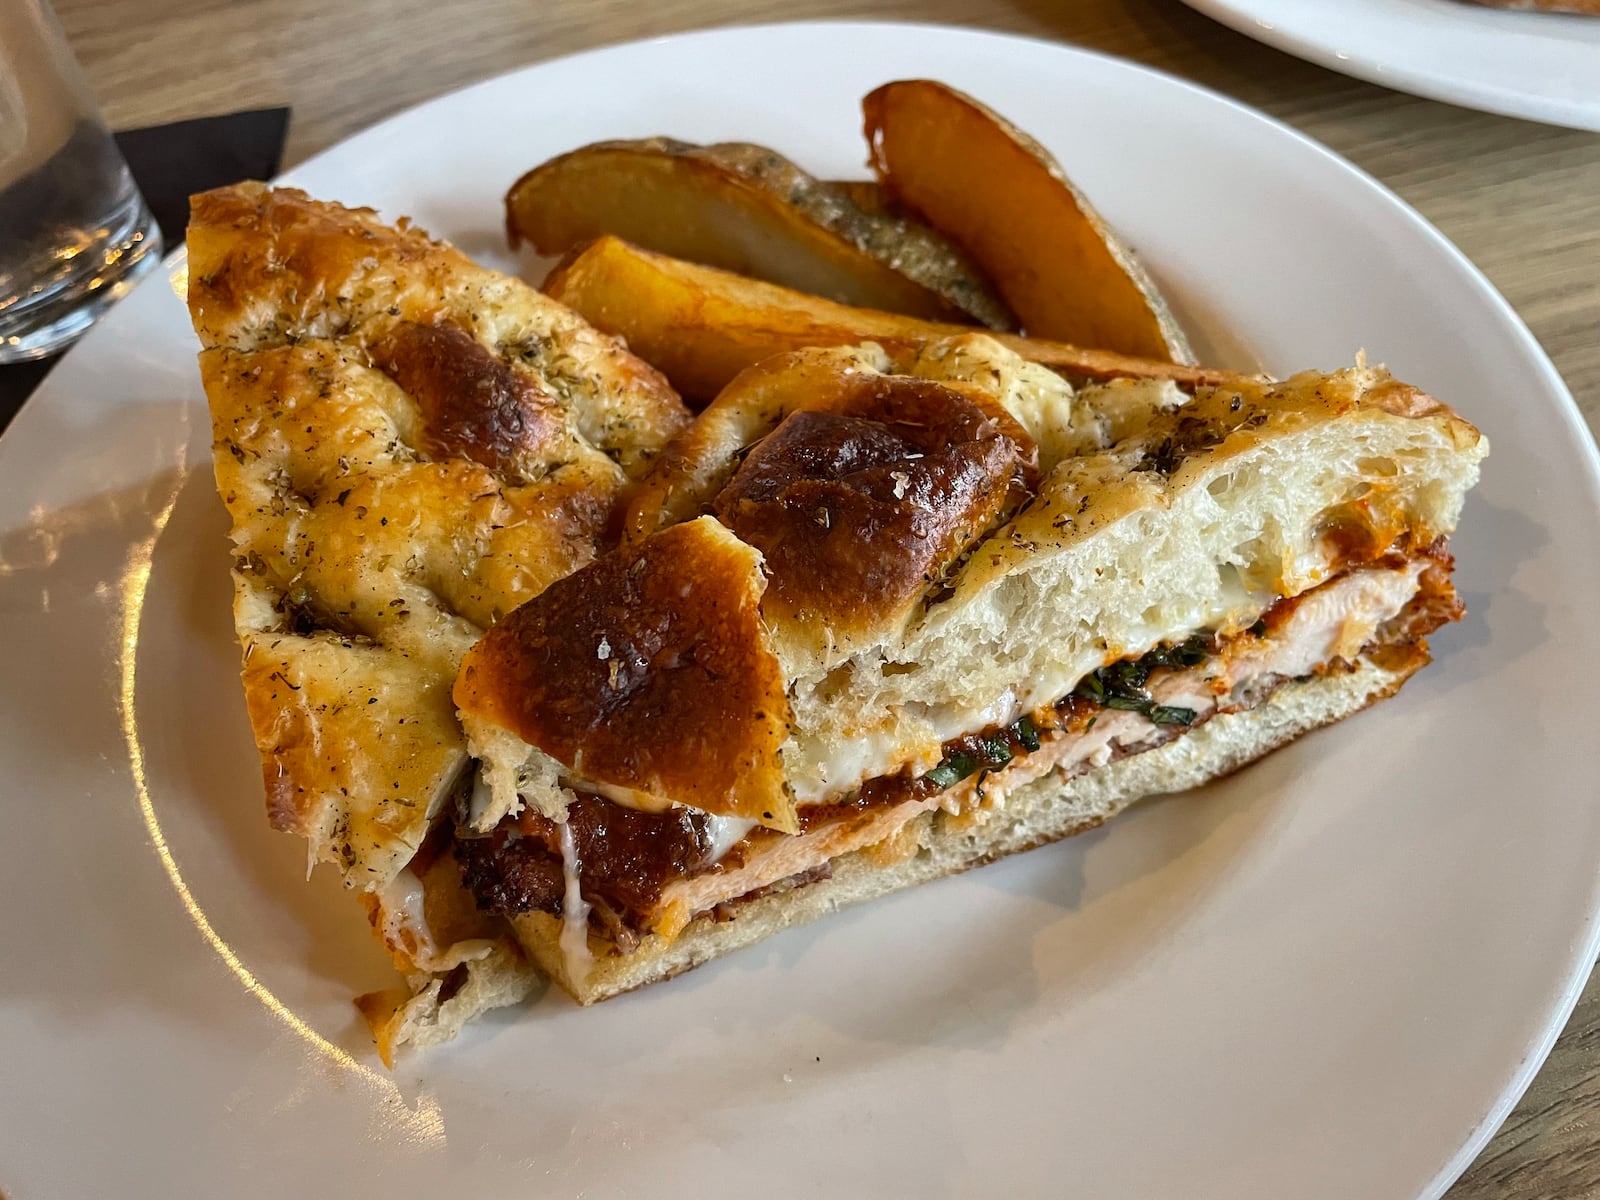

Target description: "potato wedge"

left=507, top=138, right=1015, bottom=329
left=543, top=236, right=1236, bottom=403
left=863, top=80, right=1195, bottom=364
left=828, top=179, right=895, bottom=216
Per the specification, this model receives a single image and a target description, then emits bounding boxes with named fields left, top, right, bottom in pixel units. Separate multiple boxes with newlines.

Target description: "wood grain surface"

left=50, top=0, right=1600, bottom=1194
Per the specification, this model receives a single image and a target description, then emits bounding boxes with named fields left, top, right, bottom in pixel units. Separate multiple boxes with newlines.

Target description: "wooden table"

left=53, top=0, right=1600, bottom=1193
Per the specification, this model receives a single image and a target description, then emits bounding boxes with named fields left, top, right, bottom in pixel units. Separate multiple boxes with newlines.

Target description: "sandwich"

left=188, top=183, right=1486, bottom=1062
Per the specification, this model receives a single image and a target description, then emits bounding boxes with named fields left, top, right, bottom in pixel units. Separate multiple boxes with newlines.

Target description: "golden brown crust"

left=714, top=372, right=1036, bottom=632
left=189, top=184, right=693, bottom=885
left=188, top=185, right=431, bottom=346
left=190, top=183, right=689, bottom=471
left=368, top=319, right=568, bottom=473
left=618, top=344, right=897, bottom=542
left=456, top=516, right=798, bottom=831
left=239, top=630, right=467, bottom=860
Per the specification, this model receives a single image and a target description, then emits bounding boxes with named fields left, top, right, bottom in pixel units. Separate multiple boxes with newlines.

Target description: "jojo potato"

left=828, top=179, right=895, bottom=215
left=863, top=80, right=1195, bottom=363
left=542, top=236, right=1232, bottom=403
left=507, top=137, right=1014, bottom=329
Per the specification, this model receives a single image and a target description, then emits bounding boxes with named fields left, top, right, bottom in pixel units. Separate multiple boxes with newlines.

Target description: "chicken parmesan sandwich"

left=188, top=183, right=1485, bottom=1061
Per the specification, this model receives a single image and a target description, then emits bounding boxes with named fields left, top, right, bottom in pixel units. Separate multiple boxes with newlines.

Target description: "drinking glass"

left=0, top=0, right=162, bottom=362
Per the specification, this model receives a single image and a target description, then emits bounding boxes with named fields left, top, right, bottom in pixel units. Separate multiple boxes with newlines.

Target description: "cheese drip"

left=558, top=822, right=594, bottom=987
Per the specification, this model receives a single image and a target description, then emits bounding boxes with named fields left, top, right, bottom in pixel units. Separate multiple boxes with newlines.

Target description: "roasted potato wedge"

left=543, top=236, right=1235, bottom=403
left=828, top=179, right=895, bottom=216
left=863, top=80, right=1195, bottom=364
left=507, top=138, right=1015, bottom=329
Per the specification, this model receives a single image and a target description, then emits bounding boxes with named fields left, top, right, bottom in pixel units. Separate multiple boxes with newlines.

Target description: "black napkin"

left=0, top=107, right=290, bottom=436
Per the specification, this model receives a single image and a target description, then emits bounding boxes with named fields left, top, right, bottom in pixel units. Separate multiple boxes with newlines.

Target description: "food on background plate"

left=1463, top=1, right=1599, bottom=11
left=864, top=79, right=1196, bottom=364
left=505, top=137, right=1015, bottom=329
left=542, top=235, right=1232, bottom=403
left=827, top=178, right=897, bottom=214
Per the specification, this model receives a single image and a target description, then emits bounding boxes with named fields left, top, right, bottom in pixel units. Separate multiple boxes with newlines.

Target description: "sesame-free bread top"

left=460, top=336, right=1485, bottom=830
left=188, top=182, right=690, bottom=887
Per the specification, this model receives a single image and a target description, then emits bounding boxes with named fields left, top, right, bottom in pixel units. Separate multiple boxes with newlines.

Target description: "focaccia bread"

left=453, top=336, right=1485, bottom=1004
left=191, top=185, right=1486, bottom=1059
left=188, top=183, right=691, bottom=1054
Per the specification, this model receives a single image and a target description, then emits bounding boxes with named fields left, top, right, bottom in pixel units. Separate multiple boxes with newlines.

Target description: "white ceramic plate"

left=1182, top=0, right=1600, bottom=130
left=3, top=21, right=1598, bottom=1200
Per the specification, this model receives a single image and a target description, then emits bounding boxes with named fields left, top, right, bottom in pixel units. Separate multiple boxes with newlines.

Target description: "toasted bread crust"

left=457, top=517, right=799, bottom=831
left=189, top=184, right=691, bottom=885
left=714, top=371, right=1036, bottom=633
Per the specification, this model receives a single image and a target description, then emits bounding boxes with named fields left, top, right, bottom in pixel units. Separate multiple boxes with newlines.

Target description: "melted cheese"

left=655, top=560, right=1428, bottom=927
left=783, top=557, right=1412, bottom=808
left=375, top=867, right=436, bottom=963
left=558, top=822, right=594, bottom=988
left=704, top=815, right=758, bottom=863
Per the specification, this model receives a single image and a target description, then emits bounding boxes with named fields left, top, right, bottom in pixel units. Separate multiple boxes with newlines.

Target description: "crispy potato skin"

left=506, top=138, right=1013, bottom=327
left=863, top=80, right=1195, bottom=364
left=543, top=236, right=1236, bottom=403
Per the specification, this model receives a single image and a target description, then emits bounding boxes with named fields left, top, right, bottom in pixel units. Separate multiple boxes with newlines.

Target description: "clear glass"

left=0, top=0, right=162, bottom=362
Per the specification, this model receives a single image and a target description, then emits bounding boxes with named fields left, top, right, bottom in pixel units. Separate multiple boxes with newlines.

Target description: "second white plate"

left=1183, top=0, right=1600, bottom=130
